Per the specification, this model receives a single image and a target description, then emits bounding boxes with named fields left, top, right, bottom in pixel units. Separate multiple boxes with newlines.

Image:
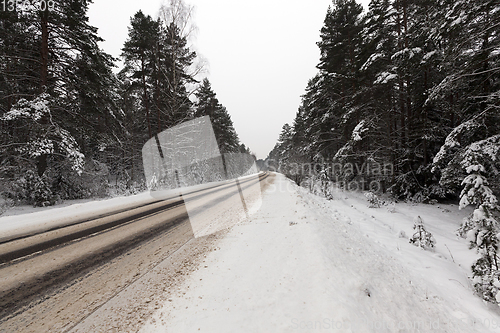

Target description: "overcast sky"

left=88, top=0, right=370, bottom=159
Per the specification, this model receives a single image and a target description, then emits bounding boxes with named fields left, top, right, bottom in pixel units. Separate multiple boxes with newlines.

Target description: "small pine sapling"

left=409, top=216, right=436, bottom=249
left=319, top=167, right=333, bottom=200
left=365, top=191, right=382, bottom=208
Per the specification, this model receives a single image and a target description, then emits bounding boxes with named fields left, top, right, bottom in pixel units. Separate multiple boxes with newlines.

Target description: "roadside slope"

left=141, top=173, right=499, bottom=333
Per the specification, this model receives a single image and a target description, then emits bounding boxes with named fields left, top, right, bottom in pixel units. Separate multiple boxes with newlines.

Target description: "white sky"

left=88, top=0, right=370, bottom=159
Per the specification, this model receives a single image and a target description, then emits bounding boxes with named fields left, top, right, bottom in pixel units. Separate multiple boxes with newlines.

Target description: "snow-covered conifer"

left=365, top=191, right=382, bottom=208
left=1, top=94, right=85, bottom=177
left=16, top=170, right=53, bottom=207
left=457, top=135, right=500, bottom=304
left=409, top=216, right=436, bottom=249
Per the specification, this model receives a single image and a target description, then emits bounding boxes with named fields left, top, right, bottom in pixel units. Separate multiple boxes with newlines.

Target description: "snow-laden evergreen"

left=0, top=0, right=248, bottom=204
left=266, top=0, right=500, bottom=307
left=365, top=191, right=382, bottom=208
left=409, top=216, right=436, bottom=249
left=268, top=0, right=499, bottom=203
left=1, top=94, right=85, bottom=176
left=455, top=135, right=500, bottom=304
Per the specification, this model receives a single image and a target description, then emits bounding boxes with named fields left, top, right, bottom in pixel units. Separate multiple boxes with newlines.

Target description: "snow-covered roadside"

left=140, top=173, right=500, bottom=333
left=0, top=191, right=155, bottom=242
left=297, top=186, right=500, bottom=331
left=0, top=174, right=261, bottom=242
left=1, top=197, right=102, bottom=218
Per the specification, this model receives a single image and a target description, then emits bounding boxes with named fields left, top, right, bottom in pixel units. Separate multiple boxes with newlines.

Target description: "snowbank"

left=0, top=173, right=262, bottom=243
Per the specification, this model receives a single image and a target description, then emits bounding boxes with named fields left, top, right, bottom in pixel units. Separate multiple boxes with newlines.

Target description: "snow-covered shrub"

left=412, top=184, right=448, bottom=204
left=365, top=191, right=382, bottom=208
left=107, top=178, right=147, bottom=197
left=391, top=164, right=449, bottom=203
left=457, top=136, right=500, bottom=237
left=1, top=94, right=85, bottom=176
left=471, top=257, right=500, bottom=304
left=52, top=173, right=91, bottom=200
left=409, top=216, right=436, bottom=249
left=47, top=158, right=115, bottom=200
left=0, top=197, right=14, bottom=215
left=300, top=160, right=336, bottom=200
left=319, top=167, right=334, bottom=200
left=457, top=171, right=499, bottom=237
left=17, top=170, right=53, bottom=207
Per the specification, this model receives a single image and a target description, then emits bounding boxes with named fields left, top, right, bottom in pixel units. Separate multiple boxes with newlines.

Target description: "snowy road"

left=2, top=173, right=500, bottom=332
left=0, top=173, right=268, bottom=332
left=141, top=174, right=500, bottom=333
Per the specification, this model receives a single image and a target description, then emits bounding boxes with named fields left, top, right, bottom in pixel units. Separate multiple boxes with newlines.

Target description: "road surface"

left=0, top=172, right=270, bottom=332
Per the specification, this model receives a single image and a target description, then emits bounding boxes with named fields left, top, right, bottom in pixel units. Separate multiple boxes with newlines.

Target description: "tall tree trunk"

left=141, top=53, right=152, bottom=138
left=155, top=40, right=162, bottom=134
left=403, top=0, right=411, bottom=150
left=348, top=30, right=359, bottom=124
left=423, top=68, right=429, bottom=164
left=402, top=0, right=409, bottom=49
left=480, top=2, right=491, bottom=113
left=395, top=0, right=406, bottom=150
left=37, top=7, right=50, bottom=177
left=40, top=9, right=49, bottom=90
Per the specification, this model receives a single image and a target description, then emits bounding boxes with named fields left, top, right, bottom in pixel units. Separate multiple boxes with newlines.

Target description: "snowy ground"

left=140, top=173, right=500, bottom=333
left=4, top=172, right=500, bottom=332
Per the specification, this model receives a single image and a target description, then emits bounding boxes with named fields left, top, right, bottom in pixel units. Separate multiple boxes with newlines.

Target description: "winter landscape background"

left=1, top=0, right=500, bottom=320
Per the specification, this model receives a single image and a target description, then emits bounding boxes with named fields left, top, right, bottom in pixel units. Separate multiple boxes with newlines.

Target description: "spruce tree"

left=1, top=0, right=119, bottom=190
left=194, top=79, right=239, bottom=153
left=457, top=135, right=500, bottom=304
left=121, top=11, right=160, bottom=139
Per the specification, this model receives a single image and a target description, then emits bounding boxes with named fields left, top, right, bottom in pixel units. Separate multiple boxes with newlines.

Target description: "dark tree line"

left=269, top=0, right=499, bottom=201
left=269, top=0, right=500, bottom=305
left=0, top=0, right=242, bottom=207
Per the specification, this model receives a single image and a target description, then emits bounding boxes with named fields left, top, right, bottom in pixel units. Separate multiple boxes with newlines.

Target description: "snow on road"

left=141, top=173, right=500, bottom=333
left=0, top=174, right=257, bottom=242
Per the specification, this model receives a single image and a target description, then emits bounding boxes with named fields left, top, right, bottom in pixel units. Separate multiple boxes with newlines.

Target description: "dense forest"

left=268, top=0, right=500, bottom=304
left=0, top=0, right=245, bottom=208
left=268, top=0, right=499, bottom=202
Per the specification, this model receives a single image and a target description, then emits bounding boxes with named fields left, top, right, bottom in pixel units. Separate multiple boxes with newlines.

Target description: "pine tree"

left=39, top=0, right=120, bottom=163
left=268, top=123, right=294, bottom=173
left=1, top=92, right=84, bottom=172
left=271, top=0, right=499, bottom=202
left=0, top=9, right=40, bottom=113
left=316, top=0, right=365, bottom=156
left=429, top=0, right=500, bottom=189
left=194, top=79, right=239, bottom=153
left=409, top=216, right=436, bottom=249
left=317, top=0, right=364, bottom=86
left=162, top=21, right=197, bottom=127
left=359, top=0, right=398, bottom=162
left=121, top=11, right=160, bottom=139
left=457, top=135, right=500, bottom=304
left=114, top=71, right=149, bottom=187
left=1, top=0, right=119, bottom=190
